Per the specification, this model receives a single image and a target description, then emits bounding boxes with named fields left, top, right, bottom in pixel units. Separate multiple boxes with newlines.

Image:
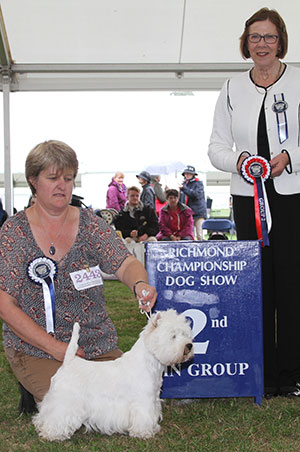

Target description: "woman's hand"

left=0, top=289, right=86, bottom=362
left=115, top=255, right=157, bottom=312
left=270, top=153, right=289, bottom=177
left=134, top=281, right=157, bottom=312
left=49, top=338, right=85, bottom=362
left=138, top=233, right=148, bottom=242
left=237, top=155, right=248, bottom=174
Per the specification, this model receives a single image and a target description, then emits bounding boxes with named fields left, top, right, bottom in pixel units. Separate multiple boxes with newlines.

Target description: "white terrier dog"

left=33, top=309, right=194, bottom=441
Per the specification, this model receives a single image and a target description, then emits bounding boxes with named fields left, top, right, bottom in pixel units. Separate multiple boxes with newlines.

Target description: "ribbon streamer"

left=253, top=176, right=269, bottom=247
left=27, top=257, right=57, bottom=333
left=241, top=156, right=271, bottom=247
left=41, top=276, right=56, bottom=333
left=272, top=93, right=288, bottom=144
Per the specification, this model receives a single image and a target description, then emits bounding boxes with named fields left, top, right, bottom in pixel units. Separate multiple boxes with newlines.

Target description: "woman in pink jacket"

left=106, top=172, right=127, bottom=212
left=157, top=189, right=194, bottom=241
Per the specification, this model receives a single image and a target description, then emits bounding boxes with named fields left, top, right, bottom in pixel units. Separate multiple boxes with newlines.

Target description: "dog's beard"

left=157, top=343, right=194, bottom=366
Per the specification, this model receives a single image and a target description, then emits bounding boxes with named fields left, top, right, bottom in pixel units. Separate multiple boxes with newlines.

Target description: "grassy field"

left=0, top=280, right=300, bottom=451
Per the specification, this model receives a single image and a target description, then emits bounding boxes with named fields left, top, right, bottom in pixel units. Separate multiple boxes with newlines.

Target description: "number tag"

left=70, top=265, right=103, bottom=291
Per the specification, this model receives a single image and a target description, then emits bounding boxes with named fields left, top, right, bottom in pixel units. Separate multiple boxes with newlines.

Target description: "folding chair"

left=202, top=219, right=234, bottom=240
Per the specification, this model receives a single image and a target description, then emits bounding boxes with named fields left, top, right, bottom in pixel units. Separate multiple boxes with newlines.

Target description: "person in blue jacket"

left=179, top=165, right=207, bottom=240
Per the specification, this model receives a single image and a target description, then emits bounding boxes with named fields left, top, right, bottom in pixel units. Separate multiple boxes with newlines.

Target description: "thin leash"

left=138, top=289, right=152, bottom=321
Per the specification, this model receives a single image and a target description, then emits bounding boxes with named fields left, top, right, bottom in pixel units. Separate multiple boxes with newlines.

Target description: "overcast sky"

left=1, top=90, right=219, bottom=171
left=0, top=90, right=230, bottom=210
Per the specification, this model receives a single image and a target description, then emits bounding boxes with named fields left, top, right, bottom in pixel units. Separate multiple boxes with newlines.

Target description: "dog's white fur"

left=33, top=309, right=194, bottom=441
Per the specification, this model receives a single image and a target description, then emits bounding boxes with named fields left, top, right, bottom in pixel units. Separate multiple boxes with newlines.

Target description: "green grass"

left=1, top=280, right=300, bottom=451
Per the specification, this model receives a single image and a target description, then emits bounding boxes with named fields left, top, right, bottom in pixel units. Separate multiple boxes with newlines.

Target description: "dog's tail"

left=63, top=322, right=80, bottom=365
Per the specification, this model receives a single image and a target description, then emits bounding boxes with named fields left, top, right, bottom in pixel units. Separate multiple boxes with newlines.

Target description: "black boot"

left=18, top=382, right=37, bottom=414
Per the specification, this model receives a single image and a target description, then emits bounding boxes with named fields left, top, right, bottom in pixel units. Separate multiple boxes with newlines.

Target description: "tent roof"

left=1, top=0, right=299, bottom=92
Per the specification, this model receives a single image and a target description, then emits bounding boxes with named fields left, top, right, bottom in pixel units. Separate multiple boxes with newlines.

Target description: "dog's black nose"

left=186, top=343, right=193, bottom=351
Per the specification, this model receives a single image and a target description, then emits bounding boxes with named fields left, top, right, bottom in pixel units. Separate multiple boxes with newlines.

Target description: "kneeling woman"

left=0, top=140, right=156, bottom=412
left=157, top=189, right=194, bottom=241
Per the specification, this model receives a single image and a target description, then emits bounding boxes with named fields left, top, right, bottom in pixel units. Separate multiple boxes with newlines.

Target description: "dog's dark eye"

left=172, top=334, right=176, bottom=339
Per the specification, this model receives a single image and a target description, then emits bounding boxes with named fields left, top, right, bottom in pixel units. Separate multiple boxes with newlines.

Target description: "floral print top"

left=0, top=208, right=130, bottom=359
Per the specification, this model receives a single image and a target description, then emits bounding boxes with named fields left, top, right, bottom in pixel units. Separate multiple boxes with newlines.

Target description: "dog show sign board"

left=145, top=241, right=264, bottom=404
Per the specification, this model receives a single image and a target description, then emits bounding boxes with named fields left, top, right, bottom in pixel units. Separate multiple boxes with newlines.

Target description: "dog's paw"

left=129, top=425, right=160, bottom=439
left=33, top=414, right=76, bottom=441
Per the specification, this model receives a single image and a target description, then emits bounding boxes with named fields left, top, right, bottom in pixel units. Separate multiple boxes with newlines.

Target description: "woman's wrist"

left=236, top=151, right=250, bottom=173
left=133, top=280, right=147, bottom=297
left=281, top=149, right=292, bottom=174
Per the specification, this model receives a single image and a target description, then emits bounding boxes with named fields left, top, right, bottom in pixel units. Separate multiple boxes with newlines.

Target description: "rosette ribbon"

left=272, top=94, right=288, bottom=144
left=241, top=156, right=272, bottom=247
left=27, top=257, right=57, bottom=333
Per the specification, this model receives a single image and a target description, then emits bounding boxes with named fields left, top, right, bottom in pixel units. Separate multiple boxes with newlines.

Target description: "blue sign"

left=145, top=240, right=264, bottom=404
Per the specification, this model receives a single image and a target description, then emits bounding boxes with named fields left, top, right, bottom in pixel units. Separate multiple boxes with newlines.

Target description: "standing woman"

left=106, top=171, right=127, bottom=212
left=208, top=8, right=300, bottom=398
left=179, top=165, right=207, bottom=240
left=0, top=140, right=156, bottom=411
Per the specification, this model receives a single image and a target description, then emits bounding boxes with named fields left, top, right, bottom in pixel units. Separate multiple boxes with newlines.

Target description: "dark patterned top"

left=0, top=208, right=130, bottom=359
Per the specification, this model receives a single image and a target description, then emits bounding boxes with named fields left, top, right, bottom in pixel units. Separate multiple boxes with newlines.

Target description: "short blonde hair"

left=25, top=140, right=79, bottom=194
left=114, top=171, right=124, bottom=178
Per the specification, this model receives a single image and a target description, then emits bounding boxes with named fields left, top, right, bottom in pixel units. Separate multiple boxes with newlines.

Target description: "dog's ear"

left=150, top=312, right=161, bottom=328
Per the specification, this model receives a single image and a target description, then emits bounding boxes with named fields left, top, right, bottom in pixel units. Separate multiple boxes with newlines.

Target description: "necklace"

left=252, top=62, right=283, bottom=94
left=38, top=208, right=69, bottom=256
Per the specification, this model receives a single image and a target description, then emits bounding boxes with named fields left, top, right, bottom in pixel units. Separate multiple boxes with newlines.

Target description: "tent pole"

left=2, top=72, right=13, bottom=215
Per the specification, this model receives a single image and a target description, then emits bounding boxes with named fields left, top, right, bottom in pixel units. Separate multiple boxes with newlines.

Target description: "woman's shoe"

left=18, top=382, right=37, bottom=414
left=264, top=387, right=278, bottom=399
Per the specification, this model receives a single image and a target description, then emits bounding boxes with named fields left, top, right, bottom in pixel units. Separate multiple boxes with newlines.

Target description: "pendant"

left=49, top=245, right=56, bottom=256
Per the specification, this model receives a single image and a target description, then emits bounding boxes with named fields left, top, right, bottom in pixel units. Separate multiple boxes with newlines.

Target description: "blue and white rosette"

left=241, top=156, right=272, bottom=247
left=27, top=257, right=57, bottom=333
left=272, top=94, right=288, bottom=144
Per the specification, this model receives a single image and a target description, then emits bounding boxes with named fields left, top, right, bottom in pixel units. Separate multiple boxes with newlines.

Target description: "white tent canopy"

left=1, top=0, right=300, bottom=92
left=0, top=0, right=300, bottom=213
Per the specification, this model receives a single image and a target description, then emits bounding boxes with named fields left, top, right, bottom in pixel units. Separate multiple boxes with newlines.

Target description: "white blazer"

left=208, top=64, right=300, bottom=196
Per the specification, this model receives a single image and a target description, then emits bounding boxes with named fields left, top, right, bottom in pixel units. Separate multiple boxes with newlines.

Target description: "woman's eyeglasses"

left=247, top=33, right=279, bottom=44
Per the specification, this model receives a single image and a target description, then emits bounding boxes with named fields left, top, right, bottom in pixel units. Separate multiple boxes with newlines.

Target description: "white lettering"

left=211, top=316, right=228, bottom=328
left=213, top=363, right=225, bottom=376
left=164, top=365, right=181, bottom=377
left=239, top=362, right=249, bottom=375
left=151, top=245, right=236, bottom=260
left=200, top=275, right=238, bottom=286
left=165, top=275, right=195, bottom=287
left=186, top=362, right=250, bottom=378
left=157, top=260, right=247, bottom=273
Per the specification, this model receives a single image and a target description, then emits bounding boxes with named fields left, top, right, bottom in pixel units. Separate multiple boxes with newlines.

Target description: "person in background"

left=0, top=140, right=156, bottom=414
left=179, top=165, right=207, bottom=240
left=114, top=186, right=159, bottom=243
left=208, top=8, right=300, bottom=398
left=157, top=189, right=194, bottom=241
left=0, top=199, right=8, bottom=228
left=106, top=171, right=127, bottom=212
left=150, top=174, right=167, bottom=216
left=136, top=171, right=156, bottom=211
